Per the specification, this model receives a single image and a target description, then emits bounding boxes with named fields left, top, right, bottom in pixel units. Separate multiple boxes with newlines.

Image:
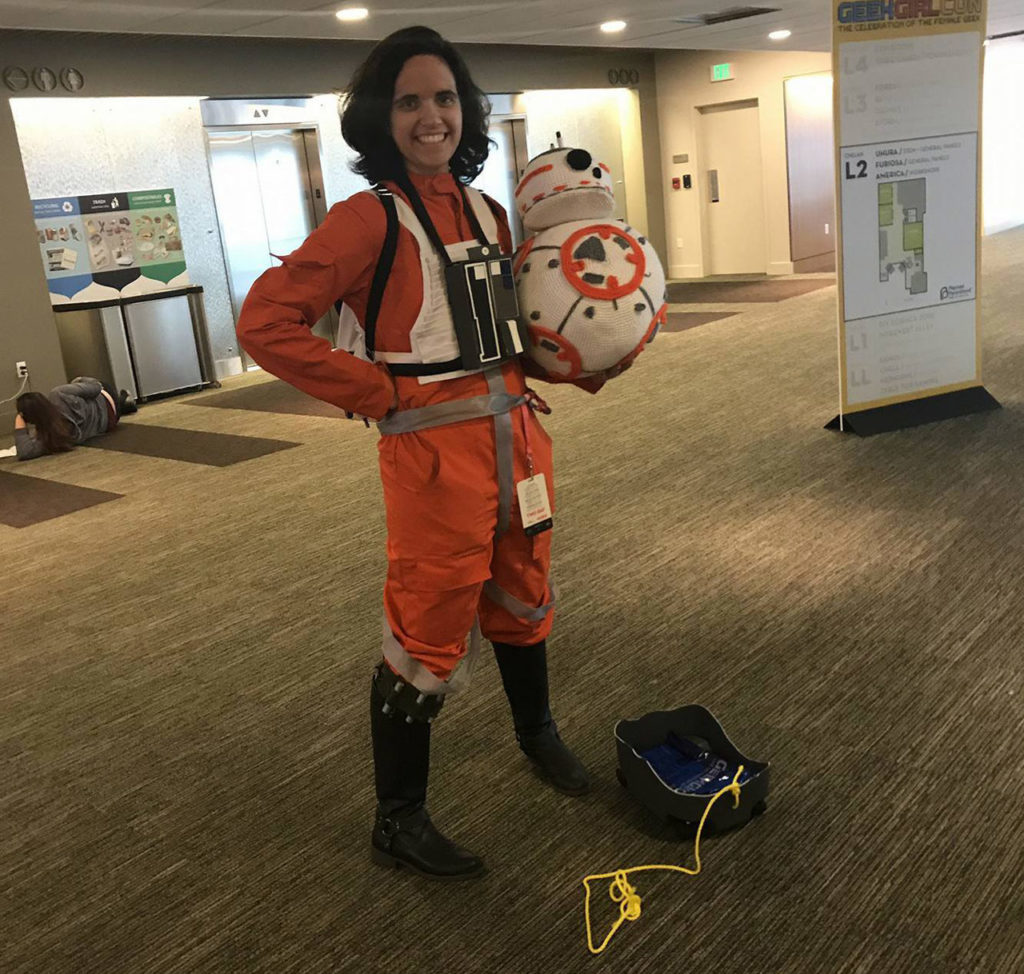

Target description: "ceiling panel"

left=142, top=0, right=336, bottom=32
left=1, top=0, right=1021, bottom=51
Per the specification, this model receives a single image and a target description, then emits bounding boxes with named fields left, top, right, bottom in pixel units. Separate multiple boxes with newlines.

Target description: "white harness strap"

left=375, top=187, right=500, bottom=382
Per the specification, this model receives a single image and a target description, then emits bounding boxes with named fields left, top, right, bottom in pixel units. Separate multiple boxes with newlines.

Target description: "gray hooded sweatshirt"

left=15, top=377, right=110, bottom=461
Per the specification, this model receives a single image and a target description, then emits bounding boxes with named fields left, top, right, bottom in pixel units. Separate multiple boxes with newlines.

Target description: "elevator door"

left=473, top=118, right=529, bottom=248
left=207, top=127, right=334, bottom=356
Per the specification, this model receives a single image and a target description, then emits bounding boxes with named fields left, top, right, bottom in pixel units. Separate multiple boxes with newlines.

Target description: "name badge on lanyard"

left=517, top=473, right=553, bottom=536
left=516, top=404, right=552, bottom=536
left=399, top=175, right=529, bottom=372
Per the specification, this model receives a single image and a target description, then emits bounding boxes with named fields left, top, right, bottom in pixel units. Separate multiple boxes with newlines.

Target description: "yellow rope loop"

left=582, top=764, right=747, bottom=955
left=609, top=871, right=642, bottom=921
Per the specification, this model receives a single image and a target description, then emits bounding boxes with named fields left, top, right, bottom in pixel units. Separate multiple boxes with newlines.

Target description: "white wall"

left=655, top=49, right=832, bottom=279
left=519, top=88, right=632, bottom=225
left=12, top=95, right=364, bottom=375
left=12, top=96, right=236, bottom=370
left=982, top=38, right=1024, bottom=236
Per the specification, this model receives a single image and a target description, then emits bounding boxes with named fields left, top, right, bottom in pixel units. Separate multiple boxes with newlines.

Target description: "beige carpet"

left=2, top=228, right=1024, bottom=974
left=665, top=277, right=836, bottom=303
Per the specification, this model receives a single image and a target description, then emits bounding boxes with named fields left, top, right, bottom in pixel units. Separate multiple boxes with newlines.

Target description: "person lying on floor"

left=14, top=377, right=136, bottom=461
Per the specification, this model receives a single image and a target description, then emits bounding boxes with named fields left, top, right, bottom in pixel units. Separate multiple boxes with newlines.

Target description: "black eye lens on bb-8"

left=566, top=149, right=592, bottom=171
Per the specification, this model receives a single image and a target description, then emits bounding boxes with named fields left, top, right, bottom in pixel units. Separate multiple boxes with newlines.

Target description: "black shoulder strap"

left=333, top=186, right=398, bottom=362
left=363, top=187, right=399, bottom=362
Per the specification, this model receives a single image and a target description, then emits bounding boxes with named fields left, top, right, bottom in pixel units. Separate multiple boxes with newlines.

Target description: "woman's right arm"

left=14, top=416, right=44, bottom=461
left=237, top=197, right=396, bottom=421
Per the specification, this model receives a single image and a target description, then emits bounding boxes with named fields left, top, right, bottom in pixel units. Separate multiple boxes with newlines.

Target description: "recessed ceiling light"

left=600, top=20, right=627, bottom=33
left=336, top=6, right=368, bottom=21
left=768, top=29, right=791, bottom=40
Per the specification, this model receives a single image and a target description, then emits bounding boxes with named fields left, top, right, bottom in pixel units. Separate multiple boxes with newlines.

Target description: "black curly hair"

left=17, top=392, right=73, bottom=454
left=341, top=26, right=492, bottom=185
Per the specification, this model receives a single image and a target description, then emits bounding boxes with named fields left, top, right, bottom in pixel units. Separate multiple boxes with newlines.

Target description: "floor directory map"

left=833, top=2, right=986, bottom=412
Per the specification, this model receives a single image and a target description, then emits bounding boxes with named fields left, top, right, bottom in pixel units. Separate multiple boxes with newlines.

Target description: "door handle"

left=708, top=170, right=720, bottom=203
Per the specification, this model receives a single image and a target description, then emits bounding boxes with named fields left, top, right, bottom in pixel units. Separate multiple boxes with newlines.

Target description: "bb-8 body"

left=513, top=147, right=667, bottom=380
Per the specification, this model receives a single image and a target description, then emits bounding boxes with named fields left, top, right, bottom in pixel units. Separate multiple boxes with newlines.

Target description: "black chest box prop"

left=615, top=705, right=770, bottom=835
left=445, top=244, right=530, bottom=371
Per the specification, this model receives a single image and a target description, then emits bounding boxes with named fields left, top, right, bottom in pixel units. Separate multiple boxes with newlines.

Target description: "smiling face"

left=389, top=54, right=463, bottom=176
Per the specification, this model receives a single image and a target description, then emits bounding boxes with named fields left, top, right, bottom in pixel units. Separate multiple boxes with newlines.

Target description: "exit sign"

left=710, top=63, right=735, bottom=82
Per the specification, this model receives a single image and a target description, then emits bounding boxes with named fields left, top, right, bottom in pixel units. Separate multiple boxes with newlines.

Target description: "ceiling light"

left=336, top=7, right=368, bottom=21
left=768, top=29, right=791, bottom=40
left=600, top=20, right=627, bottom=33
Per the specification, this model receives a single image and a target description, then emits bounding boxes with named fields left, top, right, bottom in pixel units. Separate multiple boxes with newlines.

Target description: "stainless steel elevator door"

left=473, top=118, right=529, bottom=248
left=252, top=130, right=317, bottom=260
left=207, top=127, right=333, bottom=357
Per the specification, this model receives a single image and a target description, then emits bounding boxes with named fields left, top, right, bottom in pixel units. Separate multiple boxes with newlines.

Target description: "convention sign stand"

left=827, top=0, right=997, bottom=436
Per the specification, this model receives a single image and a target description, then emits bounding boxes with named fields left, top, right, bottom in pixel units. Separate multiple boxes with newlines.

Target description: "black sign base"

left=826, top=386, right=1001, bottom=437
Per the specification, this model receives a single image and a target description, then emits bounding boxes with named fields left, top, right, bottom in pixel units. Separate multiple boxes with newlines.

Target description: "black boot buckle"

left=374, top=663, right=445, bottom=724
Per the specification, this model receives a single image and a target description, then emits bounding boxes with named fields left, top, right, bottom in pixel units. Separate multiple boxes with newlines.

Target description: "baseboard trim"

left=669, top=264, right=704, bottom=279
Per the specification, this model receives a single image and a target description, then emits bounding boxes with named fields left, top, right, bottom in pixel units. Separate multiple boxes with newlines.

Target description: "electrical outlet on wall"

left=16, top=361, right=28, bottom=378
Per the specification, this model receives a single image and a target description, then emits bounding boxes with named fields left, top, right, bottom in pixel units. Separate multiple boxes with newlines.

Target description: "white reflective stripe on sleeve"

left=482, top=580, right=556, bottom=622
left=382, top=619, right=449, bottom=695
left=381, top=616, right=483, bottom=695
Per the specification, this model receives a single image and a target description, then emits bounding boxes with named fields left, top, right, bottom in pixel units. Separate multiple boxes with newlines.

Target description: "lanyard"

left=520, top=404, right=535, bottom=478
left=394, top=172, right=490, bottom=267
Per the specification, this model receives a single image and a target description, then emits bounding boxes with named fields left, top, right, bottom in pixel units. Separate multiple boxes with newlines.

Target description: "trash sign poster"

left=33, top=188, right=189, bottom=304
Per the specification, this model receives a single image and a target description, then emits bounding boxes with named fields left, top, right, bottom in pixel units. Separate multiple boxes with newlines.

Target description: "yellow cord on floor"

left=583, top=766, right=745, bottom=955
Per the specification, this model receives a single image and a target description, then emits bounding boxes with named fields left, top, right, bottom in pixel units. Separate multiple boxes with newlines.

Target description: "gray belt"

left=377, top=368, right=523, bottom=538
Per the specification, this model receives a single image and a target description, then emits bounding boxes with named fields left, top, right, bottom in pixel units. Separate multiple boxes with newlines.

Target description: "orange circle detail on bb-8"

left=558, top=224, right=646, bottom=301
left=515, top=217, right=667, bottom=380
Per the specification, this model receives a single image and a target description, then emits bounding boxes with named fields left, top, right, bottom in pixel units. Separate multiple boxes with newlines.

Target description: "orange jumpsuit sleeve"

left=236, top=195, right=396, bottom=420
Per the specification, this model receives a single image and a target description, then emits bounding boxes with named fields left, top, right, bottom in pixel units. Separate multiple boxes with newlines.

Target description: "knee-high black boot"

left=369, top=671, right=485, bottom=880
left=492, top=640, right=590, bottom=796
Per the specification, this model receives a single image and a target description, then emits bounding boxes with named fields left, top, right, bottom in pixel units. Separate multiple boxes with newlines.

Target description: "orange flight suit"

left=238, top=171, right=554, bottom=684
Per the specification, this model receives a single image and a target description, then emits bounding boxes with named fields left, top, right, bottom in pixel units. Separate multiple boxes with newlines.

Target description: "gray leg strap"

left=482, top=579, right=556, bottom=622
left=487, top=369, right=516, bottom=539
left=373, top=662, right=444, bottom=724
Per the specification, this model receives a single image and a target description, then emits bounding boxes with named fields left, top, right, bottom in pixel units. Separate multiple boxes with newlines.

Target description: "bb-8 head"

left=515, top=147, right=615, bottom=232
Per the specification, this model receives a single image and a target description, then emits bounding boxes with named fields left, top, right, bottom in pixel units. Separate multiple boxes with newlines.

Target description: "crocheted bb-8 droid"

left=513, top=147, right=666, bottom=380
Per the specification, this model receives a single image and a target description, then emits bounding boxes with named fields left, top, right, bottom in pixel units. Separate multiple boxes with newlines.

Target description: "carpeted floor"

left=665, top=277, right=836, bottom=303
left=181, top=378, right=352, bottom=418
left=2, top=228, right=1024, bottom=974
left=82, top=423, right=300, bottom=466
left=0, top=470, right=122, bottom=527
left=663, top=310, right=738, bottom=332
